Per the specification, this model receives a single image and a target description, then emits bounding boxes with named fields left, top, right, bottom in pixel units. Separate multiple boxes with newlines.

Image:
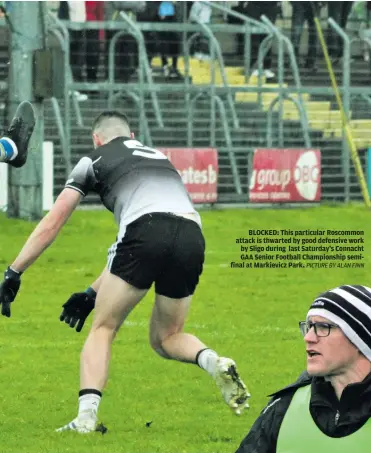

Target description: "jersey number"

left=124, top=139, right=168, bottom=160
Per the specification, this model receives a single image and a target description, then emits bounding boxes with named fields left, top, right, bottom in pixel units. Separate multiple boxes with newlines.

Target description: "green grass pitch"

left=0, top=205, right=369, bottom=453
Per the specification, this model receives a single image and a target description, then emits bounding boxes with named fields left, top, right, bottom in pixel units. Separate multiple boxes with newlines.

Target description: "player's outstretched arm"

left=59, top=267, right=108, bottom=332
left=0, top=188, right=82, bottom=318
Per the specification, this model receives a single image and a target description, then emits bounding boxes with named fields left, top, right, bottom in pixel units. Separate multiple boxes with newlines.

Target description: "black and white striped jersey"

left=65, top=136, right=201, bottom=234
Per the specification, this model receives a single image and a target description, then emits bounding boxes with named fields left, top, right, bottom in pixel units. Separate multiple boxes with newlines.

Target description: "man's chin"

left=307, top=364, right=327, bottom=377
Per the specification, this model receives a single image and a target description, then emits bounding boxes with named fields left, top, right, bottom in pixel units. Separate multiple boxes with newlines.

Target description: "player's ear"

left=92, top=133, right=102, bottom=149
left=130, top=132, right=135, bottom=139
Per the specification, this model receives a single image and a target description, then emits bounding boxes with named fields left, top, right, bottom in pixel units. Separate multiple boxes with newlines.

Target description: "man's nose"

left=304, top=327, right=318, bottom=342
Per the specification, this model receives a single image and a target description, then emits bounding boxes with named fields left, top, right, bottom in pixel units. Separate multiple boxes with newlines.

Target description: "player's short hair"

left=92, top=110, right=130, bottom=134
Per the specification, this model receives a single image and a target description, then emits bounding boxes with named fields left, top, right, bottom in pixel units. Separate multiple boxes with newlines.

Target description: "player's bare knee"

left=149, top=337, right=172, bottom=359
left=149, top=333, right=162, bottom=353
left=149, top=330, right=180, bottom=358
left=149, top=330, right=169, bottom=358
left=152, top=345, right=171, bottom=359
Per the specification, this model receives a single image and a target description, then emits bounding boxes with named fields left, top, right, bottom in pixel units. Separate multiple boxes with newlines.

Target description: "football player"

left=0, top=110, right=250, bottom=433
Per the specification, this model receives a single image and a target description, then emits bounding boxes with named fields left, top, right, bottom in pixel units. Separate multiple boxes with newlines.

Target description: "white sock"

left=197, top=349, right=219, bottom=376
left=78, top=394, right=101, bottom=421
left=0, top=137, right=18, bottom=162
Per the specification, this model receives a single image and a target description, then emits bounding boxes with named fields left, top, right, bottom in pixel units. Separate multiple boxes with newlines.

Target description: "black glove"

left=0, top=266, right=22, bottom=317
left=60, top=288, right=96, bottom=332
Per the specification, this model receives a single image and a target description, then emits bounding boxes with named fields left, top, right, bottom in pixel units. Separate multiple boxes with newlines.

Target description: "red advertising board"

left=160, top=148, right=218, bottom=203
left=249, top=148, right=321, bottom=203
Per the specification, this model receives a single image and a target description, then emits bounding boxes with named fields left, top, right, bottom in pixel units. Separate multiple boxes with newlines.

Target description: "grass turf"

left=0, top=205, right=369, bottom=452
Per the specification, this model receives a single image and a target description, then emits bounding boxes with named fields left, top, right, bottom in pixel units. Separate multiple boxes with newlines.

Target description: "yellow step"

left=222, top=77, right=248, bottom=85
left=350, top=120, right=371, bottom=130
left=350, top=129, right=371, bottom=140
left=261, top=83, right=288, bottom=89
left=323, top=128, right=371, bottom=139
left=192, top=76, right=252, bottom=86
left=192, top=72, right=262, bottom=85
left=283, top=101, right=331, bottom=112
left=178, top=60, right=213, bottom=68
left=236, top=92, right=311, bottom=105
left=309, top=110, right=342, bottom=121
left=309, top=120, right=328, bottom=131
left=262, top=100, right=330, bottom=112
left=225, top=66, right=244, bottom=76
left=154, top=57, right=244, bottom=77
left=309, top=118, right=345, bottom=130
left=213, top=75, right=248, bottom=84
left=354, top=138, right=371, bottom=149
left=247, top=75, right=264, bottom=85
left=287, top=110, right=345, bottom=122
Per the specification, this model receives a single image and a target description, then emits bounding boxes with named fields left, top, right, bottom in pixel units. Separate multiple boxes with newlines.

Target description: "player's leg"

left=150, top=293, right=250, bottom=415
left=149, top=293, right=205, bottom=361
left=0, top=101, right=35, bottom=167
left=57, top=272, right=148, bottom=433
left=150, top=216, right=250, bottom=414
left=57, top=223, right=156, bottom=434
left=81, top=274, right=147, bottom=390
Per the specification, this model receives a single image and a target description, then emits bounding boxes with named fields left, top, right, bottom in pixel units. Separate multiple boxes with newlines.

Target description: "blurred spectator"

left=85, top=1, right=104, bottom=83
left=228, top=2, right=248, bottom=56
left=47, top=1, right=60, bottom=17
left=247, top=1, right=280, bottom=78
left=189, top=0, right=212, bottom=61
left=65, top=2, right=86, bottom=82
left=230, top=2, right=279, bottom=79
left=137, top=1, right=160, bottom=68
left=58, top=0, right=69, bottom=20
left=104, top=1, right=146, bottom=82
left=290, top=1, right=324, bottom=71
left=158, top=1, right=183, bottom=79
left=347, top=1, right=370, bottom=61
left=58, top=1, right=88, bottom=102
left=327, top=1, right=353, bottom=61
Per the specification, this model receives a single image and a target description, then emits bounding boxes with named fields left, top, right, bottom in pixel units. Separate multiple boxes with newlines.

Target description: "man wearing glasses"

left=236, top=285, right=371, bottom=453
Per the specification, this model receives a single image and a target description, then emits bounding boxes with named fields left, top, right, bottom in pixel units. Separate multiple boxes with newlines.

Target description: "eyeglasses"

left=299, top=321, right=339, bottom=337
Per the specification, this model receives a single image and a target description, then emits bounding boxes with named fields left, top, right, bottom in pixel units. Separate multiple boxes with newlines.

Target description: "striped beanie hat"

left=307, top=285, right=371, bottom=361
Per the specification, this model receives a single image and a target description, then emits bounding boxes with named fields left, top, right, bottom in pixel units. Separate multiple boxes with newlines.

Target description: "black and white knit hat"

left=307, top=285, right=371, bottom=361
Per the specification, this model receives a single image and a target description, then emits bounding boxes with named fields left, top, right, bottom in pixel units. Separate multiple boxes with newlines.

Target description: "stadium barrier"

left=161, top=147, right=218, bottom=204
left=0, top=142, right=54, bottom=212
left=249, top=148, right=321, bottom=203
left=1, top=10, right=371, bottom=207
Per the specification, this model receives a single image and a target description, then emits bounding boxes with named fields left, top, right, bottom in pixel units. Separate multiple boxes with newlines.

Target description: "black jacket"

left=235, top=371, right=371, bottom=453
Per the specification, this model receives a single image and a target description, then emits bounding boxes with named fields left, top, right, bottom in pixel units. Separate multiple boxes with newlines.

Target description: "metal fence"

left=1, top=3, right=371, bottom=207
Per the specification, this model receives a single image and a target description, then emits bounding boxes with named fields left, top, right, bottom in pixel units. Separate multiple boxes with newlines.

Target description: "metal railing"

left=198, top=19, right=239, bottom=129
left=256, top=33, right=274, bottom=107
left=108, top=91, right=153, bottom=146
left=187, top=92, right=242, bottom=195
left=49, top=97, right=71, bottom=176
left=260, top=15, right=311, bottom=148
left=204, top=1, right=270, bottom=80
left=48, top=23, right=84, bottom=128
left=183, top=21, right=239, bottom=134
left=118, top=11, right=163, bottom=129
left=2, top=15, right=371, bottom=204
left=266, top=95, right=311, bottom=148
left=328, top=18, right=351, bottom=202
